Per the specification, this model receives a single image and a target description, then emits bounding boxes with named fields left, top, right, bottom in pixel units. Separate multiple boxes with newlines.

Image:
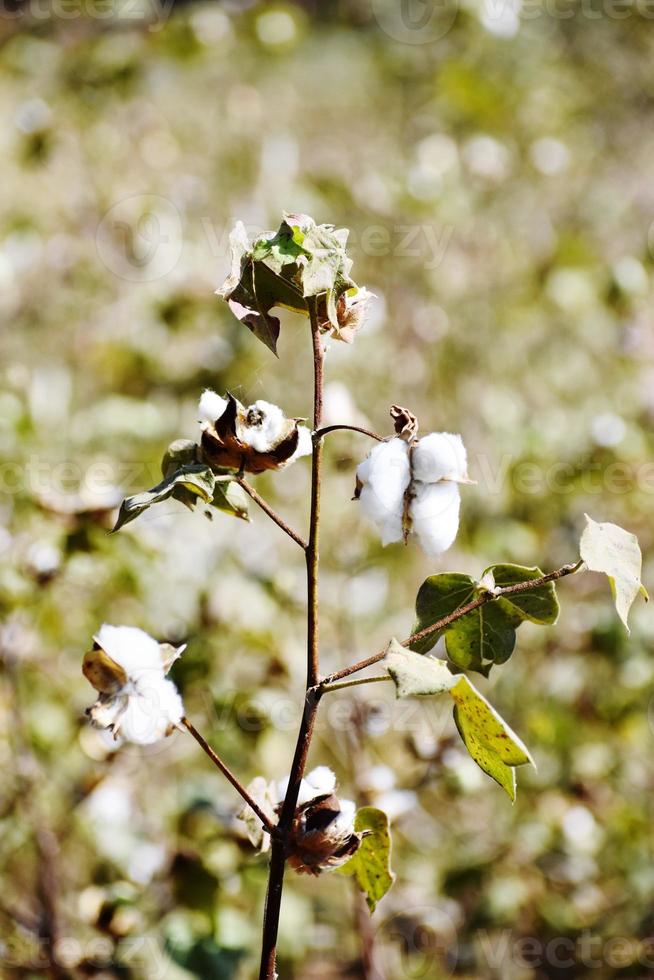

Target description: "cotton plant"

left=87, top=211, right=648, bottom=979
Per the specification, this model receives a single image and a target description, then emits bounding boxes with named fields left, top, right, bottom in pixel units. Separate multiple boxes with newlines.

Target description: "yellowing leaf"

left=580, top=514, right=648, bottom=633
left=336, top=807, right=395, bottom=912
left=450, top=676, right=534, bottom=802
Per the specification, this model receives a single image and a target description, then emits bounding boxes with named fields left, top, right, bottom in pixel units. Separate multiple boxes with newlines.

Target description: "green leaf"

left=384, top=638, right=455, bottom=697
left=336, top=807, right=395, bottom=912
left=210, top=480, right=250, bottom=522
left=580, top=514, right=648, bottom=633
left=450, top=676, right=534, bottom=802
left=411, top=568, right=561, bottom=675
left=411, top=573, right=477, bottom=655
left=165, top=934, right=244, bottom=980
left=112, top=464, right=216, bottom=531
left=217, top=214, right=360, bottom=351
left=445, top=602, right=522, bottom=675
left=484, top=563, right=560, bottom=625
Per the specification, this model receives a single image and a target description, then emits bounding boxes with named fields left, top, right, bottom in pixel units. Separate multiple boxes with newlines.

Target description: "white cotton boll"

left=239, top=400, right=287, bottom=452
left=290, top=425, right=313, bottom=461
left=357, top=438, right=411, bottom=546
left=198, top=389, right=228, bottom=426
left=330, top=798, right=356, bottom=837
left=410, top=481, right=460, bottom=557
left=412, top=432, right=467, bottom=483
left=359, top=485, right=404, bottom=545
left=94, top=625, right=163, bottom=679
left=278, top=775, right=312, bottom=806
left=119, top=678, right=184, bottom=745
left=305, top=766, right=337, bottom=796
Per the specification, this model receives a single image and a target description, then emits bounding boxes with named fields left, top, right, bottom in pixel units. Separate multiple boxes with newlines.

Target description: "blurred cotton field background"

left=0, top=1, right=653, bottom=978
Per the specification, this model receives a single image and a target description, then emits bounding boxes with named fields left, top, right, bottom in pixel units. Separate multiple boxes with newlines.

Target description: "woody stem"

left=258, top=298, right=326, bottom=980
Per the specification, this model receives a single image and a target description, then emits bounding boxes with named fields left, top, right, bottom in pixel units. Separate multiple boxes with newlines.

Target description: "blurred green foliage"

left=0, top=1, right=653, bottom=977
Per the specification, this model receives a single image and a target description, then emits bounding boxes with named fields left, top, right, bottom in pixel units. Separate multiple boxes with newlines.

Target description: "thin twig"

left=320, top=674, right=390, bottom=694
left=314, top=424, right=383, bottom=442
left=320, top=560, right=585, bottom=686
left=258, top=298, right=326, bottom=980
left=182, top=717, right=277, bottom=836
left=237, top=478, right=308, bottom=550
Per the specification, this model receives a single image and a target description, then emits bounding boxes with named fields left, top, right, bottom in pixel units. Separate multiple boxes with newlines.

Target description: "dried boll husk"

left=286, top=792, right=362, bottom=876
left=200, top=393, right=310, bottom=475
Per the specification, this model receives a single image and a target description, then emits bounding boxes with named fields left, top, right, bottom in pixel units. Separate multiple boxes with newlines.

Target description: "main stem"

left=258, top=301, right=325, bottom=979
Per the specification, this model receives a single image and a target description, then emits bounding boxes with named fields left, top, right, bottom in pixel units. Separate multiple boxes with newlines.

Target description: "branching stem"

left=320, top=560, right=585, bottom=686
left=314, top=423, right=383, bottom=442
left=182, top=717, right=277, bottom=836
left=237, top=478, right=308, bottom=550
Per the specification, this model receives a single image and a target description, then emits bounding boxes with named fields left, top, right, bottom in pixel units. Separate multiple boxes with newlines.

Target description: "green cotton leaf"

left=112, top=464, right=216, bottom=531
left=580, top=514, right=648, bottom=633
left=411, top=573, right=477, bottom=655
left=217, top=215, right=360, bottom=351
left=384, top=638, right=456, bottom=697
left=444, top=601, right=522, bottom=676
left=484, top=564, right=560, bottom=625
left=450, top=676, right=534, bottom=802
left=411, top=568, right=560, bottom=676
left=336, top=807, right=395, bottom=912
left=209, top=479, right=250, bottom=522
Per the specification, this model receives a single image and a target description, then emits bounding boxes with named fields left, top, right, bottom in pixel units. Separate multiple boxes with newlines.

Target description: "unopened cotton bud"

left=198, top=389, right=228, bottom=427
left=356, top=438, right=411, bottom=546
left=410, top=481, right=460, bottom=557
left=411, top=432, right=468, bottom=484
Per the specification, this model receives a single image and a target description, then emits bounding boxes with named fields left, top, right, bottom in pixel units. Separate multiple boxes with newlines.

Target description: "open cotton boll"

left=238, top=400, right=287, bottom=453
left=94, top=625, right=163, bottom=680
left=357, top=438, right=411, bottom=546
left=278, top=775, right=314, bottom=807
left=329, top=797, right=356, bottom=837
left=305, top=766, right=337, bottom=796
left=359, top=485, right=405, bottom=545
left=289, top=425, right=313, bottom=462
left=278, top=767, right=337, bottom=806
left=198, top=389, right=228, bottom=427
left=410, top=481, right=461, bottom=557
left=412, top=432, right=467, bottom=483
left=117, top=677, right=184, bottom=745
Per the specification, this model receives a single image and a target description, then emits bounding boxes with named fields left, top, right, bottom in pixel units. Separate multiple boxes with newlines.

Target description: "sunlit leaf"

left=337, top=807, right=395, bottom=912
left=384, top=638, right=455, bottom=697
left=450, top=676, right=534, bottom=802
left=411, top=568, right=560, bottom=675
left=411, top=573, right=477, bottom=655
left=580, top=514, right=648, bottom=632
left=484, top=563, right=560, bottom=625
left=217, top=214, right=361, bottom=351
